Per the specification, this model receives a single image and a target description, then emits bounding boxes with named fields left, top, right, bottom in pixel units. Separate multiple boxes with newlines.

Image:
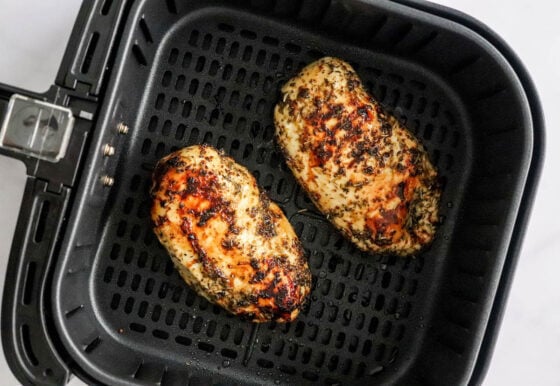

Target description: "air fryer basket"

left=0, top=0, right=543, bottom=385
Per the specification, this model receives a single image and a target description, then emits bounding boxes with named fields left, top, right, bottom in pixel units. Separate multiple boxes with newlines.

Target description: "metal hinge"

left=0, top=94, right=75, bottom=163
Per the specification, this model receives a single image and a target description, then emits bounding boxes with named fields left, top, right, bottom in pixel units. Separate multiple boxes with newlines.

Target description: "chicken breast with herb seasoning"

left=274, top=57, right=440, bottom=255
left=151, top=145, right=311, bottom=322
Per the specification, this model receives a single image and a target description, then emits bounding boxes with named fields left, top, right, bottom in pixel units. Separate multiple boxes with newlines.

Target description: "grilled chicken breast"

left=274, top=57, right=440, bottom=255
left=151, top=145, right=311, bottom=322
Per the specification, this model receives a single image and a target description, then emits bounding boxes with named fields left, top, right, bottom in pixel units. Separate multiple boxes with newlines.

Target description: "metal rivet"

left=101, top=175, right=114, bottom=187
left=102, top=144, right=115, bottom=156
left=117, top=122, right=129, bottom=134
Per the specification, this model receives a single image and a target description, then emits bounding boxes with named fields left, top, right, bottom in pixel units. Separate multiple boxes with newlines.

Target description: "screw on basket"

left=102, top=144, right=115, bottom=157
left=117, top=122, right=129, bottom=135
left=100, top=175, right=114, bottom=187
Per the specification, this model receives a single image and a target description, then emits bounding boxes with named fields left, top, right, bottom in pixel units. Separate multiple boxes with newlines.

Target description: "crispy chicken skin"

left=151, top=145, right=311, bottom=322
left=274, top=57, right=440, bottom=255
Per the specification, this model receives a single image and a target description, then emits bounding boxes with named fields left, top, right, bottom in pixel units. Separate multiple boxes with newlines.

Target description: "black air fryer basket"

left=0, top=1, right=544, bottom=385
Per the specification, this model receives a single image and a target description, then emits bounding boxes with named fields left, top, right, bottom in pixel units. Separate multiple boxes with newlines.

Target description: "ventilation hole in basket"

left=327, top=355, right=339, bottom=372
left=320, top=328, right=332, bottom=345
left=201, top=83, right=213, bottom=99
left=124, top=297, right=134, bottom=314
left=408, top=279, right=418, bottom=295
left=195, top=106, right=206, bottom=122
left=172, top=124, right=186, bottom=141
left=137, top=251, right=147, bottom=268
left=241, top=46, right=253, bottom=62
left=164, top=0, right=177, bottom=13
left=190, top=316, right=202, bottom=333
left=177, top=312, right=189, bottom=329
left=387, top=89, right=400, bottom=107
left=218, top=23, right=234, bottom=32
left=256, top=99, right=266, bottom=114
left=140, top=138, right=151, bottom=155
left=215, top=38, right=226, bottom=54
left=154, top=93, right=164, bottom=110
left=198, top=342, right=214, bottom=353
left=152, top=329, right=169, bottom=340
left=123, top=247, right=133, bottom=264
left=445, top=154, right=454, bottom=171
left=395, top=325, right=406, bottom=341
left=170, top=287, right=182, bottom=303
left=355, top=362, right=367, bottom=378
left=229, top=42, right=239, bottom=58
left=81, top=32, right=100, bottom=74
left=20, top=324, right=39, bottom=366
left=202, top=33, right=212, bottom=50
left=207, top=60, right=219, bottom=76
left=110, top=293, right=120, bottom=310
left=410, top=79, right=426, bottom=90
left=123, top=197, right=134, bottom=214
left=195, top=56, right=205, bottom=72
left=100, top=0, right=114, bottom=15
left=269, top=53, right=280, bottom=70
left=129, top=274, right=140, bottom=291
left=139, top=17, right=154, bottom=43
left=416, top=97, right=427, bottom=114
left=139, top=17, right=153, bottom=44
left=221, top=348, right=237, bottom=359
left=309, top=251, right=324, bottom=269
left=281, top=42, right=300, bottom=54
left=179, top=102, right=192, bottom=119
left=132, top=44, right=148, bottom=66
left=154, top=142, right=165, bottom=157
left=346, top=335, right=358, bottom=353
left=247, top=72, right=259, bottom=88
left=423, top=124, right=434, bottom=140
left=343, top=285, right=357, bottom=304
left=240, top=29, right=257, bottom=40
left=115, top=270, right=126, bottom=287
left=157, top=282, right=168, bottom=299
left=381, top=271, right=392, bottom=289
left=327, top=254, right=343, bottom=273
left=233, top=328, right=244, bottom=345
left=257, top=358, right=274, bottom=369
left=253, top=50, right=265, bottom=66
left=401, top=301, right=412, bottom=318
left=189, top=30, right=199, bottom=47
left=229, top=91, right=240, bottom=107
left=431, top=149, right=440, bottom=167
left=374, top=344, right=387, bottom=361
left=175, top=335, right=192, bottom=346
left=150, top=305, right=161, bottom=322
left=222, top=63, right=232, bottom=80
left=381, top=320, right=393, bottom=338
left=327, top=305, right=338, bottom=322
left=84, top=337, right=102, bottom=353
left=334, top=282, right=346, bottom=300
left=188, top=79, right=199, bottom=95
left=313, top=351, right=326, bottom=367
left=21, top=261, right=37, bottom=305
left=374, top=294, right=385, bottom=311
left=302, top=371, right=319, bottom=381
left=209, top=109, right=220, bottom=126
left=168, top=98, right=178, bottom=114
left=144, top=278, right=154, bottom=295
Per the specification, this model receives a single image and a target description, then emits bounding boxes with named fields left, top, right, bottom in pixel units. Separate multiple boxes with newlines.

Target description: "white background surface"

left=0, top=1, right=558, bottom=385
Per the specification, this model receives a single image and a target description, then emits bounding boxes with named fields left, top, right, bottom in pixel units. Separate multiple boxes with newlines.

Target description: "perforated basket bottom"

left=92, top=9, right=467, bottom=385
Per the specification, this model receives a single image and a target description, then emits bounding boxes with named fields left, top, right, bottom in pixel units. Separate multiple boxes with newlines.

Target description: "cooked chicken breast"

left=274, top=57, right=440, bottom=255
left=151, top=145, right=311, bottom=322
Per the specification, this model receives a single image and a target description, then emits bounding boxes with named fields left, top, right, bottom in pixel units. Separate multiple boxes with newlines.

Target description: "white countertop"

left=0, top=1, right=558, bottom=385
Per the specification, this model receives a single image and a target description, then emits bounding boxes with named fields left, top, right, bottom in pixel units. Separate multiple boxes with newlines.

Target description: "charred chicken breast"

left=274, top=57, right=440, bottom=255
left=151, top=145, right=311, bottom=322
